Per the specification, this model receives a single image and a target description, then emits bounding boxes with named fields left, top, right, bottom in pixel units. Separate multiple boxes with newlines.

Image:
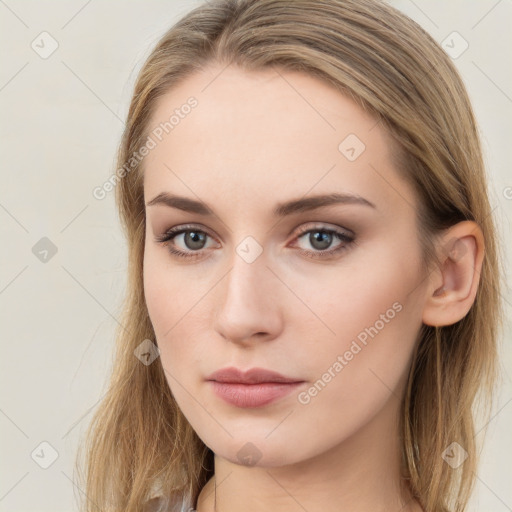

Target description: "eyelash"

left=154, top=223, right=355, bottom=261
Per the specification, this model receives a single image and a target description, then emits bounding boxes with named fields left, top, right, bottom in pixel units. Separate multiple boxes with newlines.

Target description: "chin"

left=205, top=434, right=312, bottom=468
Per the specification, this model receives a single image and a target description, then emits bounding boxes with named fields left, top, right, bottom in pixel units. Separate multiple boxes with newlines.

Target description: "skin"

left=142, top=63, right=484, bottom=512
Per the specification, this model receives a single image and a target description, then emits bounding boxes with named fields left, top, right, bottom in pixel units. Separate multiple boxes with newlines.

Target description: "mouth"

left=205, top=367, right=305, bottom=408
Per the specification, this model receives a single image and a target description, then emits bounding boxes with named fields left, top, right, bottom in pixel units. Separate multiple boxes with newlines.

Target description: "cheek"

left=143, top=246, right=211, bottom=391
left=287, top=235, right=420, bottom=347
left=143, top=241, right=195, bottom=336
left=143, top=248, right=187, bottom=365
left=293, top=236, right=418, bottom=354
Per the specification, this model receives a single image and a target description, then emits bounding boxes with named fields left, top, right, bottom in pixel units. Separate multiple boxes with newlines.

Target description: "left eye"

left=295, top=227, right=352, bottom=252
left=155, top=224, right=355, bottom=260
left=291, top=226, right=355, bottom=259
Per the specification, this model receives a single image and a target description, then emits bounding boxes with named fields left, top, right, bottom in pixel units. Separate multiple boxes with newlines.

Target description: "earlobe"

left=422, top=221, right=485, bottom=327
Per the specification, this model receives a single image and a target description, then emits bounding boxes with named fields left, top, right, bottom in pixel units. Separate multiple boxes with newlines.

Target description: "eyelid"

left=293, top=221, right=354, bottom=237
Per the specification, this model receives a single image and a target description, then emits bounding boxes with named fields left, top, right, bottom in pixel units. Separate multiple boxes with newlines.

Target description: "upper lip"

left=206, top=367, right=303, bottom=384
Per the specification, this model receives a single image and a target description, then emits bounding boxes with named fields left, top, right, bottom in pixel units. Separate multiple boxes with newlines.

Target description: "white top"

left=142, top=491, right=195, bottom=512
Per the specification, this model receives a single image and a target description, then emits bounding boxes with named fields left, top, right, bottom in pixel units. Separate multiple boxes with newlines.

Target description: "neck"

left=196, top=392, right=422, bottom=512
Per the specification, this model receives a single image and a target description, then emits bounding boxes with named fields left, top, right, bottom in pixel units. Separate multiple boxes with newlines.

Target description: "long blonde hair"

left=76, top=1, right=504, bottom=510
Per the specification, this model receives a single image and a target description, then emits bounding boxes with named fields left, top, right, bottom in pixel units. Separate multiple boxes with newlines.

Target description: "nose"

left=213, top=248, right=284, bottom=346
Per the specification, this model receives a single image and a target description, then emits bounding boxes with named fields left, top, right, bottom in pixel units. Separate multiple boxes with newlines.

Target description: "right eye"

left=155, top=224, right=219, bottom=260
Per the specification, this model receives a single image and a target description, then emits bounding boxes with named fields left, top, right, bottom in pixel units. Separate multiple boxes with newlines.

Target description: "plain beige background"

left=0, top=1, right=510, bottom=511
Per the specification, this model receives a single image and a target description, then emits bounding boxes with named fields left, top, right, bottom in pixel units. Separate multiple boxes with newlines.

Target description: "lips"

left=206, top=367, right=305, bottom=408
left=206, top=366, right=303, bottom=384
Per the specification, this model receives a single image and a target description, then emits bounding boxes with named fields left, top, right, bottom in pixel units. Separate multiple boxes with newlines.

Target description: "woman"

left=77, top=1, right=503, bottom=511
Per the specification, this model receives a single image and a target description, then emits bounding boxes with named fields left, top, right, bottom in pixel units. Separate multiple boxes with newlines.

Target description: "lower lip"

left=208, top=381, right=303, bottom=408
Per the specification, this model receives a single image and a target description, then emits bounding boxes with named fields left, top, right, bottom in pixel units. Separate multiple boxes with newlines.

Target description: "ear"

left=422, top=221, right=485, bottom=327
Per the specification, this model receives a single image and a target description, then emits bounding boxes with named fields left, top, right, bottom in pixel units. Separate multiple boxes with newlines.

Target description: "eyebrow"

left=146, top=192, right=376, bottom=216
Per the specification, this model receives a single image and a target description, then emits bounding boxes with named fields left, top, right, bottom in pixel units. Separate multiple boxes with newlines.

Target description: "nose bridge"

left=213, top=239, right=282, bottom=342
left=227, top=243, right=269, bottom=301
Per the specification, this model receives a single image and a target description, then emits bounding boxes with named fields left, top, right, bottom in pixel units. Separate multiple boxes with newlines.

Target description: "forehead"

left=143, top=64, right=412, bottom=218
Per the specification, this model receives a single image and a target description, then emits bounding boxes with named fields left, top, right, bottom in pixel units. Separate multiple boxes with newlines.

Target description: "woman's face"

left=143, top=64, right=429, bottom=467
